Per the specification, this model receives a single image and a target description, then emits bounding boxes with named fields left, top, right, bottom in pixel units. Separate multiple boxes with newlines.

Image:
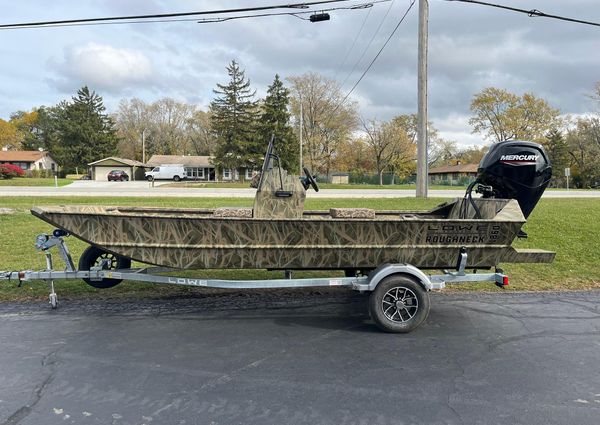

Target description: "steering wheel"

left=303, top=167, right=319, bottom=192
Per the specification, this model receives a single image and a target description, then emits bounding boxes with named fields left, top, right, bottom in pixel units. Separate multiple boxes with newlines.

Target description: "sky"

left=1, top=0, right=599, bottom=148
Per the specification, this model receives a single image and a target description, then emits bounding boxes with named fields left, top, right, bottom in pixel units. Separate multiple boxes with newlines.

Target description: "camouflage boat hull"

left=31, top=198, right=554, bottom=270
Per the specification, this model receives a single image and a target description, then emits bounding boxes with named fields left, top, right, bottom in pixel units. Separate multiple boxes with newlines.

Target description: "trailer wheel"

left=78, top=246, right=131, bottom=289
left=173, top=175, right=181, bottom=182
left=369, top=274, right=430, bottom=333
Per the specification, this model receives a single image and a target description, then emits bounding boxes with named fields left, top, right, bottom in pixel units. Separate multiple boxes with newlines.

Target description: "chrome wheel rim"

left=95, top=253, right=117, bottom=270
left=381, top=286, right=418, bottom=322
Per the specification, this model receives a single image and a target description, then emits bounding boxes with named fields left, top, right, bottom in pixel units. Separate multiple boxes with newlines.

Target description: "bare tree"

left=288, top=72, right=358, bottom=177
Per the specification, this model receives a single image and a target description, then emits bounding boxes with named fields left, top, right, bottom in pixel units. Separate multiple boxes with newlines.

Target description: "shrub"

left=0, top=163, right=26, bottom=179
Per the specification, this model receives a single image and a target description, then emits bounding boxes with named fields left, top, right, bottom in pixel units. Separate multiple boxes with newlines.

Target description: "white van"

left=145, top=164, right=186, bottom=182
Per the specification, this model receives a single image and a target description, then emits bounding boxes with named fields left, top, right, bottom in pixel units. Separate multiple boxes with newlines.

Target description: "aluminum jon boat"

left=30, top=139, right=555, bottom=274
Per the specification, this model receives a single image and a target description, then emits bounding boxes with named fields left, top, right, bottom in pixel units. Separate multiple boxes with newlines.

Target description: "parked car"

left=107, top=170, right=129, bottom=181
left=145, top=165, right=186, bottom=181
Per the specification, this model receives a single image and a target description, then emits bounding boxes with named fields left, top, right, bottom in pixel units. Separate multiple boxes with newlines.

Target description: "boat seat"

left=213, top=207, right=253, bottom=218
left=329, top=208, right=375, bottom=219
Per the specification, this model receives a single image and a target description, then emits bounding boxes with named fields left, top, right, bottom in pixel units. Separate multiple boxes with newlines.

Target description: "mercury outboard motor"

left=464, top=140, right=552, bottom=219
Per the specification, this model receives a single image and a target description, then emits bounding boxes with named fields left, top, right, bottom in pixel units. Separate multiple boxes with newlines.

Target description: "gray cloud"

left=2, top=0, right=600, bottom=146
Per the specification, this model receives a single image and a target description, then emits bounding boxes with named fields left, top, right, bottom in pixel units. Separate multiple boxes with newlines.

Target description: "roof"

left=428, top=163, right=478, bottom=175
left=147, top=155, right=213, bottom=167
left=0, top=150, right=55, bottom=162
left=88, top=157, right=147, bottom=167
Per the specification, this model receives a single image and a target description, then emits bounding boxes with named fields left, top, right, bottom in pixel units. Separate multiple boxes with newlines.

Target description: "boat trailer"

left=0, top=231, right=509, bottom=333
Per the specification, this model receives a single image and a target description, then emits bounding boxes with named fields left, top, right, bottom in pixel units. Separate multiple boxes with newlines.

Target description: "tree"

left=335, top=137, right=373, bottom=174
left=187, top=109, right=216, bottom=156
left=544, top=128, right=570, bottom=187
left=210, top=60, right=260, bottom=174
left=53, top=86, right=119, bottom=172
left=387, top=116, right=418, bottom=183
left=258, top=74, right=298, bottom=172
left=114, top=98, right=151, bottom=161
left=566, top=117, right=600, bottom=188
left=362, top=118, right=397, bottom=185
left=147, top=98, right=196, bottom=156
left=288, top=72, right=358, bottom=176
left=0, top=118, right=19, bottom=149
left=469, top=87, right=560, bottom=144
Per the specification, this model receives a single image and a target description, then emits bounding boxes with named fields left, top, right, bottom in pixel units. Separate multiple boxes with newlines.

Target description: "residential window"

left=223, top=168, right=231, bottom=179
left=245, top=168, right=254, bottom=180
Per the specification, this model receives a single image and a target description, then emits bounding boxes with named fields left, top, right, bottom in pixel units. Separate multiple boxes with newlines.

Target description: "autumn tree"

left=187, top=109, right=216, bottom=156
left=52, top=86, right=118, bottom=172
left=258, top=74, right=298, bottom=172
left=114, top=98, right=150, bottom=161
left=0, top=118, right=19, bottom=149
left=362, top=118, right=398, bottom=185
left=469, top=87, right=560, bottom=144
left=566, top=117, right=600, bottom=188
left=335, top=137, right=373, bottom=174
left=288, top=72, right=358, bottom=176
left=210, top=60, right=261, bottom=173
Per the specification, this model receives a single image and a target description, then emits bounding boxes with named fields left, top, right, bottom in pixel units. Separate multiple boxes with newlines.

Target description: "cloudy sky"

left=1, top=0, right=599, bottom=147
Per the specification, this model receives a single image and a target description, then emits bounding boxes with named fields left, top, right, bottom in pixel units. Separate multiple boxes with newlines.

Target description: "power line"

left=332, top=3, right=374, bottom=79
left=340, top=0, right=416, bottom=104
left=445, top=0, right=600, bottom=28
left=197, top=1, right=389, bottom=24
left=339, top=0, right=397, bottom=89
left=0, top=0, right=355, bottom=30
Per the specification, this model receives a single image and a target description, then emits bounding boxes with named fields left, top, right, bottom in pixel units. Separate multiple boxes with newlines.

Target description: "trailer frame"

left=0, top=232, right=508, bottom=332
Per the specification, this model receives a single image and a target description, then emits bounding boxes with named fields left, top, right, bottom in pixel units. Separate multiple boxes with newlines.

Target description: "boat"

left=30, top=138, right=555, bottom=276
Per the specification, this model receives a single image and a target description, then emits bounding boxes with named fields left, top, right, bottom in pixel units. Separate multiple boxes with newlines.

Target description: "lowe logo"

left=500, top=154, right=539, bottom=161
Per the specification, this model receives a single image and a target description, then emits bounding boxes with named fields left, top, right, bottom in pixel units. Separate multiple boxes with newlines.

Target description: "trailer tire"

left=173, top=175, right=181, bottom=182
left=79, top=246, right=131, bottom=289
left=369, top=274, right=430, bottom=333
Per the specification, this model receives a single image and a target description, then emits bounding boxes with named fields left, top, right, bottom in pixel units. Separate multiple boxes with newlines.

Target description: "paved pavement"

left=1, top=290, right=599, bottom=425
left=1, top=180, right=599, bottom=198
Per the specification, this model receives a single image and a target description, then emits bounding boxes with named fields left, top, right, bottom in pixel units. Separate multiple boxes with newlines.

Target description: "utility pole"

left=416, top=0, right=429, bottom=198
left=142, top=129, right=146, bottom=164
left=299, top=97, right=303, bottom=174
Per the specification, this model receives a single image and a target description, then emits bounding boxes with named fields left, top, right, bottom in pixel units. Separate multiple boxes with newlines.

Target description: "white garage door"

left=94, top=166, right=131, bottom=181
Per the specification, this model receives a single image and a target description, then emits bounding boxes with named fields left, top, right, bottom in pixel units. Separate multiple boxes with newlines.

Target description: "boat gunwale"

left=30, top=207, right=526, bottom=223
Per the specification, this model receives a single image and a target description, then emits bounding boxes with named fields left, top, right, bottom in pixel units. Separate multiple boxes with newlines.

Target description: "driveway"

left=1, top=290, right=599, bottom=425
left=1, top=181, right=599, bottom=198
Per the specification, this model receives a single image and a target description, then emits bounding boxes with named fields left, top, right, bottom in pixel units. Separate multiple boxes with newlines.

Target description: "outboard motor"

left=466, top=140, right=552, bottom=219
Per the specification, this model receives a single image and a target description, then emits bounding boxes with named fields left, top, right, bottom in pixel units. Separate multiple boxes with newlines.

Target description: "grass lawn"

left=0, top=196, right=598, bottom=302
left=0, top=177, right=74, bottom=187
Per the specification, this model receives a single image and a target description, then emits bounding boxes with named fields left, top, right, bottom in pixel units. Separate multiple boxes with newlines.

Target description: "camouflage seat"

left=329, top=208, right=375, bottom=219
left=213, top=207, right=253, bottom=218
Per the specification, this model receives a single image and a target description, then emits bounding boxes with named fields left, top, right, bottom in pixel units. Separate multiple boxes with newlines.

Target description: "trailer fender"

left=363, top=263, right=434, bottom=292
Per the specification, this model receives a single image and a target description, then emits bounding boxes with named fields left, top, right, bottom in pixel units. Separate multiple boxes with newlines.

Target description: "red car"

left=107, top=170, right=129, bottom=181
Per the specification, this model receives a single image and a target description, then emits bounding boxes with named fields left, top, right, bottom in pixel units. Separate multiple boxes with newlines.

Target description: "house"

left=146, top=155, right=257, bottom=181
left=88, top=157, right=148, bottom=181
left=146, top=155, right=216, bottom=181
left=0, top=150, right=58, bottom=174
left=428, top=163, right=478, bottom=185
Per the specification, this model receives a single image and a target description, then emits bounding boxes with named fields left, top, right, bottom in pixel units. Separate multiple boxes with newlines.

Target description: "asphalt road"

left=1, top=181, right=599, bottom=198
left=1, top=290, right=599, bottom=425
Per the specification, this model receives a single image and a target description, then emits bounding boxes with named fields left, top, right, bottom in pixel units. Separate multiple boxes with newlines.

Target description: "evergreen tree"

left=53, top=86, right=118, bottom=172
left=210, top=60, right=260, bottom=173
left=259, top=74, right=299, bottom=172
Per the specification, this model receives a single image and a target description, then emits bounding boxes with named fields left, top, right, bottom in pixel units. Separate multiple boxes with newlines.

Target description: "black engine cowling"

left=476, top=140, right=552, bottom=219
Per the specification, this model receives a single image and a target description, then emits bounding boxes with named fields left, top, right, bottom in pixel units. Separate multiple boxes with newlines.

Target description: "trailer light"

left=502, top=276, right=509, bottom=286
